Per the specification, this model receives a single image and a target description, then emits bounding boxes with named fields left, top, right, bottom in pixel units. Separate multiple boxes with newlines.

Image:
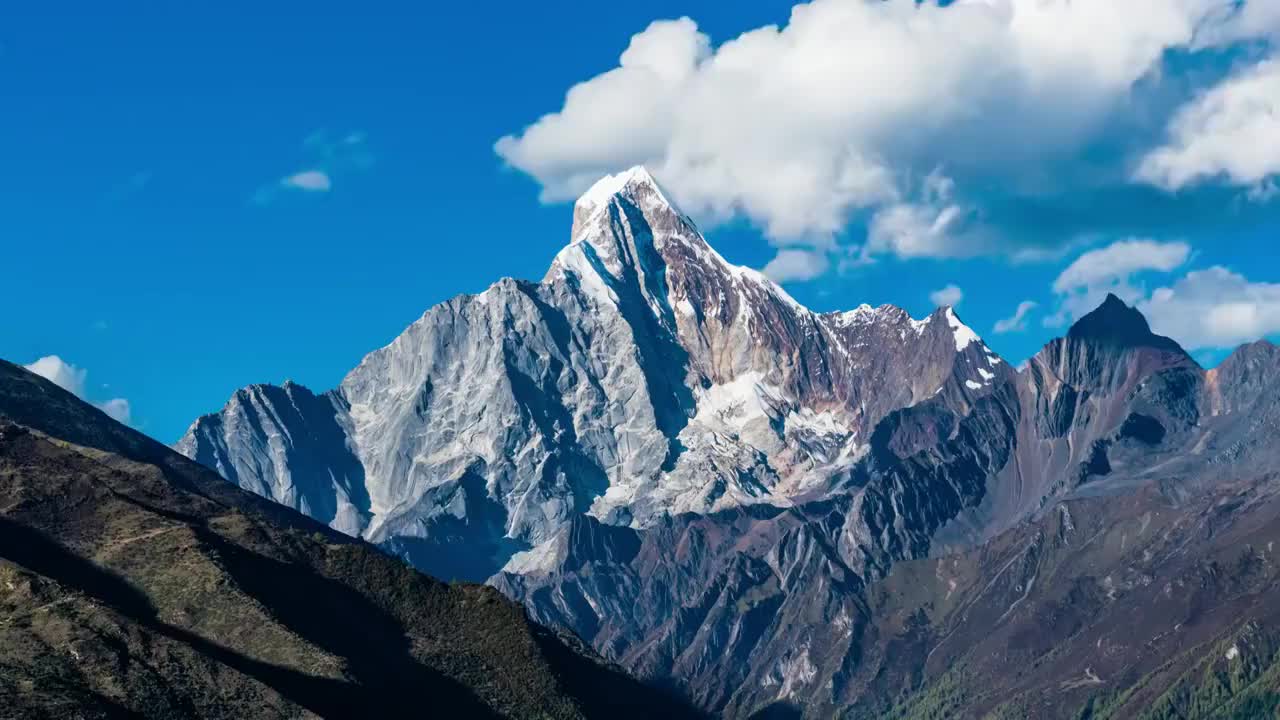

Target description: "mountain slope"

left=179, top=167, right=1001, bottom=583
left=496, top=298, right=1280, bottom=717
left=0, top=360, right=698, bottom=719
left=177, top=167, right=1280, bottom=717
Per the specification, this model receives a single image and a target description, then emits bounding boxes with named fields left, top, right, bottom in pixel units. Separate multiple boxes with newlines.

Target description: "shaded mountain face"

left=0, top=360, right=699, bottom=719
left=496, top=310, right=1280, bottom=717
left=179, top=167, right=1280, bottom=717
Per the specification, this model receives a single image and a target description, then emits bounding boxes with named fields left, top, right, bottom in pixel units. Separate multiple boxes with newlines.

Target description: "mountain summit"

left=570, top=165, right=681, bottom=239
left=1067, top=292, right=1187, bottom=355
left=177, top=169, right=1280, bottom=718
left=180, top=168, right=1001, bottom=582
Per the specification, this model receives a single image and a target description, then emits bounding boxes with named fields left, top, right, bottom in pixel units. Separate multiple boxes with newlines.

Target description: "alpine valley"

left=178, top=169, right=1280, bottom=718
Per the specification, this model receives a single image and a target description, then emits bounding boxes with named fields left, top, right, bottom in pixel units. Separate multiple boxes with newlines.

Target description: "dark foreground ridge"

left=0, top=360, right=700, bottom=719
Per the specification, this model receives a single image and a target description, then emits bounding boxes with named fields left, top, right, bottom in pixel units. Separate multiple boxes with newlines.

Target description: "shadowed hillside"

left=0, top=359, right=699, bottom=719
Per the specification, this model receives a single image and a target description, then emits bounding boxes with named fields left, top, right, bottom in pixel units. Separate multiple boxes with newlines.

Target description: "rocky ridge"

left=0, top=359, right=700, bottom=719
left=179, top=167, right=1004, bottom=582
left=179, top=168, right=1280, bottom=717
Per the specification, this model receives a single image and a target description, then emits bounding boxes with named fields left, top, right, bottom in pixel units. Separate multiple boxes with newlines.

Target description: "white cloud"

left=23, top=355, right=132, bottom=425
left=1046, top=239, right=1191, bottom=326
left=993, top=300, right=1038, bottom=333
left=96, top=398, right=132, bottom=424
left=282, top=170, right=332, bottom=192
left=494, top=18, right=708, bottom=203
left=255, top=131, right=371, bottom=204
left=1042, top=240, right=1280, bottom=349
left=929, top=283, right=964, bottom=307
left=1195, top=2, right=1280, bottom=47
left=1137, top=55, right=1280, bottom=192
left=1140, top=266, right=1280, bottom=349
left=762, top=248, right=829, bottom=283
left=864, top=171, right=990, bottom=260
left=1052, top=239, right=1191, bottom=293
left=497, top=0, right=1277, bottom=268
left=24, top=356, right=87, bottom=397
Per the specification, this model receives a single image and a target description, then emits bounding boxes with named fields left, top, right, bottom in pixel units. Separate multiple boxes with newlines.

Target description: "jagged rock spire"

left=1066, top=293, right=1186, bottom=355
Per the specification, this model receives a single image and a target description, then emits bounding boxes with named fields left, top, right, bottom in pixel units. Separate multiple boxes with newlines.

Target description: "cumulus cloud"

left=1042, top=241, right=1279, bottom=349
left=864, top=172, right=990, bottom=261
left=96, top=398, right=132, bottom=424
left=24, top=355, right=87, bottom=397
left=494, top=18, right=708, bottom=203
left=1140, top=267, right=1280, bottom=349
left=1137, top=56, right=1280, bottom=193
left=497, top=0, right=1278, bottom=275
left=1046, top=239, right=1191, bottom=325
left=929, top=283, right=964, bottom=307
left=1194, top=2, right=1280, bottom=48
left=1052, top=239, right=1191, bottom=294
left=762, top=248, right=830, bottom=283
left=23, top=356, right=132, bottom=425
left=993, top=300, right=1038, bottom=334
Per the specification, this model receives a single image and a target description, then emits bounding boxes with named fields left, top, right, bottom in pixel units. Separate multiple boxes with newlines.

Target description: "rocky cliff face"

left=179, top=167, right=1280, bottom=718
left=496, top=292, right=1280, bottom=717
left=179, top=167, right=1001, bottom=583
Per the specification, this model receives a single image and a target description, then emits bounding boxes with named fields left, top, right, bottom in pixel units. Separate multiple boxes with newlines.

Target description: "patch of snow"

left=835, top=304, right=877, bottom=327
left=945, top=307, right=980, bottom=351
left=1060, top=505, right=1076, bottom=533
left=832, top=438, right=868, bottom=468
left=977, top=367, right=995, bottom=381
left=502, top=537, right=564, bottom=576
left=694, top=372, right=786, bottom=432
left=785, top=407, right=851, bottom=437
left=550, top=243, right=619, bottom=308
left=576, top=166, right=664, bottom=211
left=965, top=380, right=984, bottom=390
left=1226, top=645, right=1240, bottom=661
left=776, top=645, right=818, bottom=699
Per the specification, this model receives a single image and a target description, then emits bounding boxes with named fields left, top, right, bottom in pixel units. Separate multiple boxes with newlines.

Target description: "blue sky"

left=4, top=1, right=1279, bottom=442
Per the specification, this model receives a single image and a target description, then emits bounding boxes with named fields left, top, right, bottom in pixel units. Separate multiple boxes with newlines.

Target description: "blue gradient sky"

left=3, top=1, right=1278, bottom=441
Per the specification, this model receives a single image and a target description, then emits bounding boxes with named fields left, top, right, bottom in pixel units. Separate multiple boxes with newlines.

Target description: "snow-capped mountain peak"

left=570, top=165, right=681, bottom=240
left=575, top=165, right=665, bottom=210
left=169, top=168, right=1280, bottom=719
left=943, top=306, right=981, bottom=352
left=179, top=167, right=1014, bottom=583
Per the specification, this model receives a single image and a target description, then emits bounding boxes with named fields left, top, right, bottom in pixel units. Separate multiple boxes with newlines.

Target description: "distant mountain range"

left=172, top=167, right=1280, bottom=718
left=0, top=359, right=698, bottom=718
